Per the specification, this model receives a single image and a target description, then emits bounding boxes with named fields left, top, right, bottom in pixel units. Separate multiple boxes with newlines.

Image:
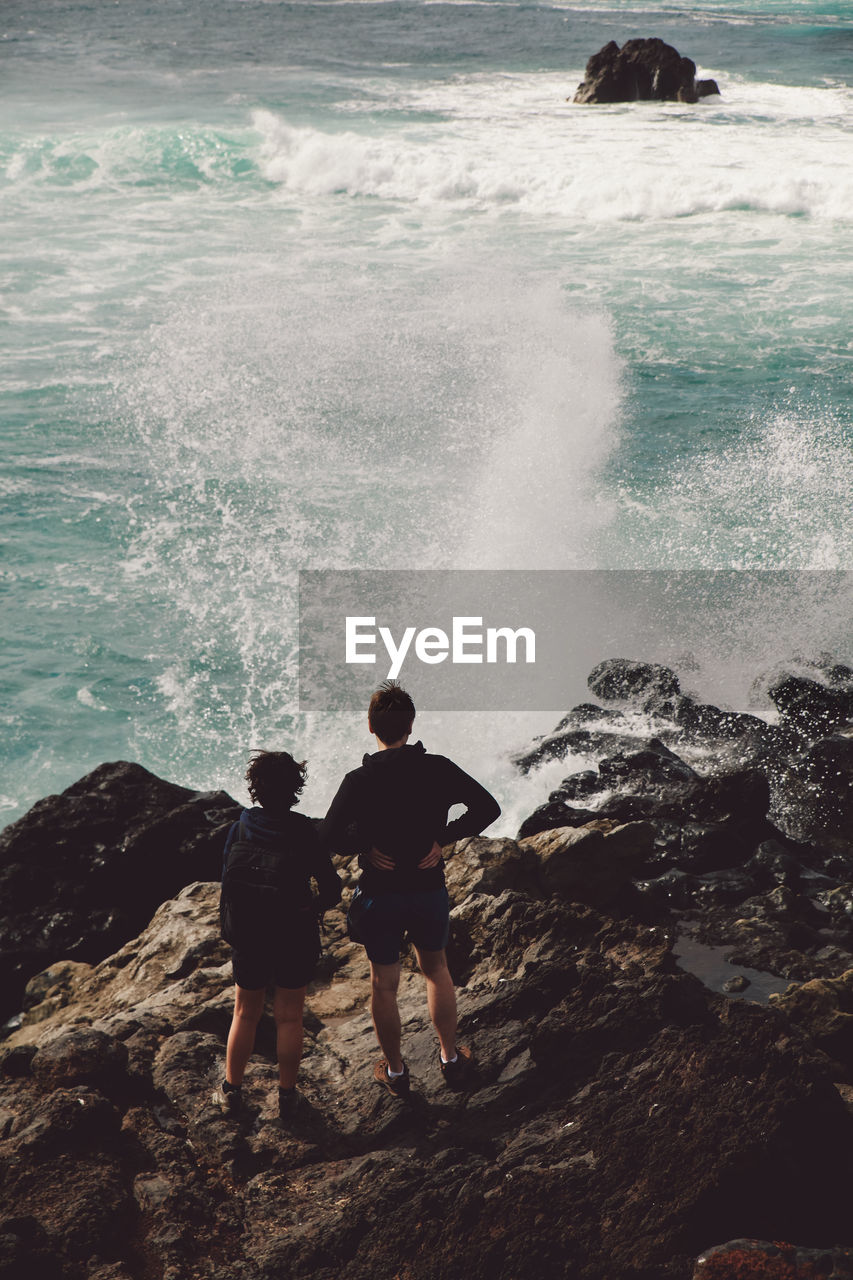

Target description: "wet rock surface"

left=573, top=39, right=720, bottom=105
left=517, top=658, right=853, bottom=980
left=3, top=657, right=853, bottom=1278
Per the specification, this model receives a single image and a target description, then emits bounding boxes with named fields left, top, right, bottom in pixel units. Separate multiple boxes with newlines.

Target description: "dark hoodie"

left=222, top=806, right=342, bottom=912
left=319, top=742, right=500, bottom=893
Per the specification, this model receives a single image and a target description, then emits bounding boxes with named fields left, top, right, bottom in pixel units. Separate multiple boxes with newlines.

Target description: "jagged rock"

left=31, top=1030, right=129, bottom=1096
left=774, top=732, right=853, bottom=849
left=5, top=673, right=853, bottom=1280
left=573, top=38, right=718, bottom=104
left=2, top=869, right=853, bottom=1277
left=597, top=738, right=699, bottom=789
left=694, top=1239, right=853, bottom=1279
left=768, top=674, right=853, bottom=739
left=443, top=836, right=540, bottom=900
left=0, top=761, right=240, bottom=1023
left=771, top=971, right=853, bottom=1081
left=691, top=883, right=853, bottom=983
left=588, top=657, right=681, bottom=703
left=522, top=745, right=776, bottom=879
left=519, top=822, right=653, bottom=907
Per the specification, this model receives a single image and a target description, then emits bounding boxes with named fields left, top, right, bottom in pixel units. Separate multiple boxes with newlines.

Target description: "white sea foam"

left=76, top=686, right=108, bottom=711
left=251, top=72, right=853, bottom=222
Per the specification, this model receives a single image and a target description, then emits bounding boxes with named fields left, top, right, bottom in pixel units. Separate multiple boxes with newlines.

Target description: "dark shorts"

left=347, top=886, right=450, bottom=966
left=231, top=918, right=320, bottom=991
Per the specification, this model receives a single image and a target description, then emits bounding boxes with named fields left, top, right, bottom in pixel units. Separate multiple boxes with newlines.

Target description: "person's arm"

left=439, top=761, right=501, bottom=846
left=318, top=773, right=366, bottom=857
left=306, top=823, right=343, bottom=912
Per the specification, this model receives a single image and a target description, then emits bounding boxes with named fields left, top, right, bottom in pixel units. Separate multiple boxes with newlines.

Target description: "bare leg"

left=415, top=948, right=457, bottom=1061
left=370, top=961, right=403, bottom=1073
left=272, top=985, right=307, bottom=1089
left=225, top=985, right=265, bottom=1085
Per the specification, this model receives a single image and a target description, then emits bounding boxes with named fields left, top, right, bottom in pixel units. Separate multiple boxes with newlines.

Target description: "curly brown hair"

left=245, top=750, right=307, bottom=811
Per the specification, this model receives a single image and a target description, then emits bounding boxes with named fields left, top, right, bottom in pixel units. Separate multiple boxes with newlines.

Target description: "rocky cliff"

left=3, top=657, right=853, bottom=1280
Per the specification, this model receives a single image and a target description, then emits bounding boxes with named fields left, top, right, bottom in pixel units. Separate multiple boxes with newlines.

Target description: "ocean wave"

left=1, top=124, right=260, bottom=192
left=252, top=89, right=853, bottom=222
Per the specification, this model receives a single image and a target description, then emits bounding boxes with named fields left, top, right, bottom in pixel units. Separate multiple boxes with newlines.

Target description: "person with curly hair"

left=217, top=750, right=341, bottom=1123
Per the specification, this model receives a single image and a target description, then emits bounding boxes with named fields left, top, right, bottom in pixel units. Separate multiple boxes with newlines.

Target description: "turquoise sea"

left=2, top=0, right=852, bottom=830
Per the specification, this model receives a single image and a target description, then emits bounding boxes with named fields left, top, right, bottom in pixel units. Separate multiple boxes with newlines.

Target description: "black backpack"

left=219, top=834, right=314, bottom=951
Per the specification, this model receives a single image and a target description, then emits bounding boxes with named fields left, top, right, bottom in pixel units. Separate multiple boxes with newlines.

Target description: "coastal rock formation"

left=3, top=656, right=853, bottom=1277
left=0, top=761, right=240, bottom=1025
left=516, top=658, right=853, bottom=982
left=573, top=38, right=720, bottom=105
left=3, top=873, right=853, bottom=1280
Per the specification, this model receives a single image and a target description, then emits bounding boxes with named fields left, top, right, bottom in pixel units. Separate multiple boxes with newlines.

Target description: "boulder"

left=573, top=38, right=718, bottom=105
left=769, top=674, right=853, bottom=740
left=588, top=657, right=680, bottom=704
left=31, top=1030, right=129, bottom=1096
left=694, top=1239, right=853, bottom=1279
left=519, top=821, right=653, bottom=907
left=443, top=836, right=540, bottom=900
left=0, top=761, right=240, bottom=1022
left=771, top=970, right=853, bottom=1080
left=773, top=732, right=853, bottom=848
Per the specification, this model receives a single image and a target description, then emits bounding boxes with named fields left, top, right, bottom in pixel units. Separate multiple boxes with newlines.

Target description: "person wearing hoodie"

left=320, top=681, right=500, bottom=1097
left=217, top=750, right=341, bottom=1122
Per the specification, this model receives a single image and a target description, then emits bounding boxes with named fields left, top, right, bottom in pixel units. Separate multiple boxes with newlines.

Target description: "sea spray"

left=3, top=0, right=852, bottom=827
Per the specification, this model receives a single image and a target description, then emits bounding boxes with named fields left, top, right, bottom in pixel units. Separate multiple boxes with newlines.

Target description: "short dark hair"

left=368, top=681, right=415, bottom=745
left=245, top=750, right=306, bottom=811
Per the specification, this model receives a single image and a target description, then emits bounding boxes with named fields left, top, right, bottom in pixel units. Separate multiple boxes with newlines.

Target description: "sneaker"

left=214, top=1078, right=243, bottom=1116
left=439, top=1045, right=473, bottom=1090
left=278, top=1087, right=299, bottom=1125
left=373, top=1059, right=411, bottom=1099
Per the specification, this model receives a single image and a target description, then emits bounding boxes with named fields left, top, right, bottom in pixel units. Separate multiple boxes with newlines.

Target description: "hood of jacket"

left=360, top=740, right=427, bottom=772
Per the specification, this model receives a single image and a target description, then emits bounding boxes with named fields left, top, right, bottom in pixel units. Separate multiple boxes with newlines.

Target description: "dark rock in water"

left=773, top=732, right=853, bottom=849
left=521, top=736, right=778, bottom=883
left=588, top=657, right=681, bottom=703
left=551, top=702, right=628, bottom=732
left=512, top=723, right=644, bottom=775
left=694, top=1239, right=853, bottom=1279
left=597, top=737, right=699, bottom=790
left=549, top=769, right=600, bottom=801
left=517, top=797, right=604, bottom=839
left=769, top=673, right=853, bottom=739
left=573, top=38, right=716, bottom=105
left=516, top=659, right=853, bottom=984
left=0, top=761, right=240, bottom=1023
left=671, top=695, right=786, bottom=754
